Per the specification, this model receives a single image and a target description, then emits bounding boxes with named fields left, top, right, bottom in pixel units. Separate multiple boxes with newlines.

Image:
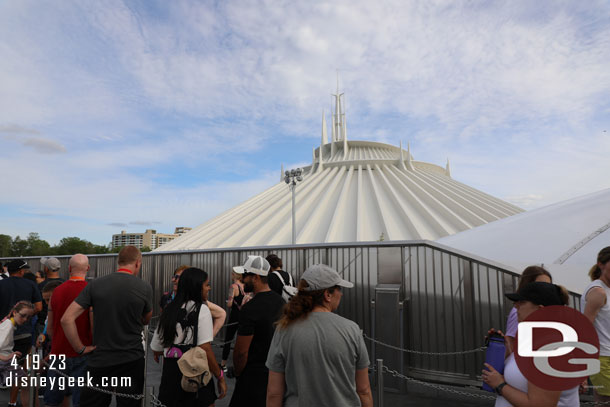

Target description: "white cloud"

left=1, top=0, right=609, bottom=244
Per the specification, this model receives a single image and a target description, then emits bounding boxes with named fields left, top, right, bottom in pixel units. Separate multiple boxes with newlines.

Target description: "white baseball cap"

left=233, top=255, right=271, bottom=276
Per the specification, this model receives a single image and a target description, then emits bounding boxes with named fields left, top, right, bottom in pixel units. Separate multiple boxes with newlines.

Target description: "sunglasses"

left=172, top=274, right=181, bottom=280
left=17, top=312, right=31, bottom=320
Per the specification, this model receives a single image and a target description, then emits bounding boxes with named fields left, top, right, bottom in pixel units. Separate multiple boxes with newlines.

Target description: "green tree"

left=141, top=246, right=152, bottom=253
left=52, top=236, right=111, bottom=255
left=11, top=236, right=28, bottom=257
left=53, top=237, right=93, bottom=255
left=0, top=233, right=110, bottom=257
left=27, top=232, right=51, bottom=256
left=0, top=234, right=12, bottom=257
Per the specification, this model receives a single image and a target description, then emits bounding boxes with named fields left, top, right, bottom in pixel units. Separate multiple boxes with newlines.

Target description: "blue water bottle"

left=482, top=332, right=506, bottom=392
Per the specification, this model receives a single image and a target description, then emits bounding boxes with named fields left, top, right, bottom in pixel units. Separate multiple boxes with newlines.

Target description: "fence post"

left=143, top=386, right=153, bottom=407
left=376, top=359, right=384, bottom=407
left=399, top=300, right=405, bottom=393
left=371, top=299, right=376, bottom=378
left=142, top=324, right=150, bottom=407
left=28, top=350, right=36, bottom=407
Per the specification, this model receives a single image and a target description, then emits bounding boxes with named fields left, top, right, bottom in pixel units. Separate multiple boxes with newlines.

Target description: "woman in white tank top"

left=582, top=246, right=610, bottom=405
left=482, top=281, right=579, bottom=407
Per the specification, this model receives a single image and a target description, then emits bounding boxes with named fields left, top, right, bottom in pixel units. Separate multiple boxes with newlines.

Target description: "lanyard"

left=69, top=276, right=85, bottom=281
left=117, top=268, right=133, bottom=275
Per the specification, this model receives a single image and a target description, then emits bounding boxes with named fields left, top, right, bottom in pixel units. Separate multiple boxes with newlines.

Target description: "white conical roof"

left=159, top=147, right=522, bottom=250
left=159, top=87, right=522, bottom=251
left=436, top=188, right=610, bottom=293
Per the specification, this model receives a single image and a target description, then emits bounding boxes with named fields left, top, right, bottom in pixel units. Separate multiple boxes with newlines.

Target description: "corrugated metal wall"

left=1, top=241, right=581, bottom=385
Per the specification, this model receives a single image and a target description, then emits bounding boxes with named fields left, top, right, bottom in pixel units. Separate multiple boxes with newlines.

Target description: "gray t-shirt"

left=75, top=272, right=152, bottom=367
left=266, top=312, right=370, bottom=407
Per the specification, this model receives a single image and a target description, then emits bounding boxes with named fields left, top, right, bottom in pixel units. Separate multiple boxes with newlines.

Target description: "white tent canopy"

left=437, top=188, right=610, bottom=294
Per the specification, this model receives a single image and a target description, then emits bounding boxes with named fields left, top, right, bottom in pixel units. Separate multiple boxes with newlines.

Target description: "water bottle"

left=482, top=332, right=506, bottom=392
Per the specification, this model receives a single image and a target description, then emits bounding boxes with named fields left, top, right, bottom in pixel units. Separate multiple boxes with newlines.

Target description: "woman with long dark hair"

left=151, top=268, right=226, bottom=407
left=265, top=264, right=373, bottom=407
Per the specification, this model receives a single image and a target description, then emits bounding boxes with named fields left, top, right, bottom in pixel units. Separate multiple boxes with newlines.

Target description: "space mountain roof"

left=158, top=87, right=522, bottom=251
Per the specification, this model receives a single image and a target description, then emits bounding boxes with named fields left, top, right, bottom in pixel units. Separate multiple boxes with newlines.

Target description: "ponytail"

left=590, top=247, right=610, bottom=281
left=276, top=280, right=336, bottom=329
left=590, top=265, right=602, bottom=281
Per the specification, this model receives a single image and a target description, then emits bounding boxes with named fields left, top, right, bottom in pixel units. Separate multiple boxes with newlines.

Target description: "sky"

left=1, top=0, right=609, bottom=246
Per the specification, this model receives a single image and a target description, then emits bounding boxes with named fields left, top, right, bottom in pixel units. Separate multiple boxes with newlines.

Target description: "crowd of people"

left=1, top=246, right=610, bottom=406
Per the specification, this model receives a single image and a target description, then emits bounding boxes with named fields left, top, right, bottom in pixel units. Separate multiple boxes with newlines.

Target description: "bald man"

left=45, top=254, right=93, bottom=407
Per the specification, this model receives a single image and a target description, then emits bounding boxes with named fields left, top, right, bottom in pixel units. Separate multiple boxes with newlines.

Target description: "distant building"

left=111, top=227, right=190, bottom=250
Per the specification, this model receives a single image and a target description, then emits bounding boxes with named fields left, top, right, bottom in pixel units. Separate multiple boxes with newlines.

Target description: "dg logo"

left=515, top=305, right=600, bottom=391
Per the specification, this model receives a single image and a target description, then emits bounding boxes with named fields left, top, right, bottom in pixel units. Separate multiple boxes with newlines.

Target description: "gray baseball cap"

left=301, top=264, right=353, bottom=291
left=42, top=257, right=61, bottom=271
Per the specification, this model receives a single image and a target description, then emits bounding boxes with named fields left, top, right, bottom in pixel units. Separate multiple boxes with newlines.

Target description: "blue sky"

left=1, top=0, right=609, bottom=246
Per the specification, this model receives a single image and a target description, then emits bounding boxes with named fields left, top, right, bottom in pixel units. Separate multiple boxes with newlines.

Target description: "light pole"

left=284, top=168, right=303, bottom=245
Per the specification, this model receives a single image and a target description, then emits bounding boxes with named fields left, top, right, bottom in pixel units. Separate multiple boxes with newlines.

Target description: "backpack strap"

left=191, top=302, right=202, bottom=347
left=272, top=271, right=287, bottom=287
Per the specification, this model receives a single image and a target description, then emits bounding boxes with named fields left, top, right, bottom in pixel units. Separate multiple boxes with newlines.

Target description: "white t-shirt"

left=582, top=280, right=610, bottom=356
left=0, top=319, right=15, bottom=356
left=150, top=301, right=213, bottom=355
left=495, top=353, right=579, bottom=407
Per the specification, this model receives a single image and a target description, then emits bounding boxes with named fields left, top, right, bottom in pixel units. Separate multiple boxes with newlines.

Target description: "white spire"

left=406, top=141, right=414, bottom=171
left=398, top=141, right=407, bottom=170
left=445, top=158, right=451, bottom=177
left=332, top=71, right=344, bottom=142
left=343, top=126, right=348, bottom=159
left=342, top=92, right=347, bottom=141
left=321, top=110, right=328, bottom=145
left=331, top=114, right=336, bottom=142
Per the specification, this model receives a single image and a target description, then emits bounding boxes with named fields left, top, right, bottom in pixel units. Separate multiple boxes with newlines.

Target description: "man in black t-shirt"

left=266, top=254, right=294, bottom=301
left=62, top=246, right=152, bottom=407
left=39, top=257, right=64, bottom=290
left=230, top=255, right=284, bottom=407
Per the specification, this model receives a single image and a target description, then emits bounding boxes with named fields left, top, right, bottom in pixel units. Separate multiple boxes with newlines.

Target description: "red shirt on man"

left=50, top=279, right=92, bottom=357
